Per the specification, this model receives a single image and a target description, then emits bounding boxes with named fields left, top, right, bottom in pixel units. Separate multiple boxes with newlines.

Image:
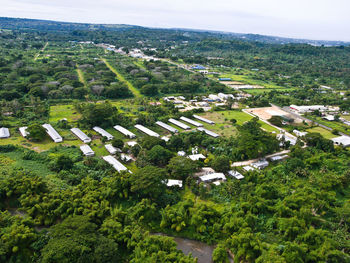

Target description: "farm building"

left=156, top=121, right=178, bottom=133
left=243, top=166, right=255, bottom=172
left=228, top=170, right=244, bottom=180
left=331, top=136, right=350, bottom=147
left=323, top=115, right=335, bottom=121
left=168, top=118, right=190, bottom=130
left=80, top=145, right=94, bottom=157
left=120, top=153, right=132, bottom=162
left=103, top=155, right=129, bottom=172
left=269, top=155, right=289, bottom=162
left=251, top=160, right=269, bottom=170
left=161, top=136, right=170, bottom=142
left=197, top=127, right=220, bottom=138
left=200, top=173, right=226, bottom=182
left=93, top=127, right=114, bottom=140
left=180, top=116, right=203, bottom=127
left=42, top=124, right=63, bottom=143
left=71, top=128, right=91, bottom=143
left=113, top=125, right=136, bottom=138
left=105, top=144, right=119, bottom=155
left=165, top=179, right=183, bottom=188
left=290, top=105, right=327, bottom=113
left=19, top=127, right=29, bottom=138
left=188, top=154, right=206, bottom=161
left=134, top=124, right=160, bottom=137
left=177, top=151, right=186, bottom=156
left=277, top=133, right=297, bottom=146
left=127, top=141, right=138, bottom=147
left=0, top=127, right=10, bottom=139
left=293, top=130, right=308, bottom=137
left=193, top=115, right=215, bottom=124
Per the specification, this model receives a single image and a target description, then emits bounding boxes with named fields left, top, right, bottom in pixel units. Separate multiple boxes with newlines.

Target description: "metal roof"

left=80, top=145, right=94, bottom=156
left=156, top=121, right=178, bottom=133
left=113, top=125, right=136, bottom=138
left=0, top=127, right=10, bottom=138
left=42, top=124, right=62, bottom=143
left=180, top=116, right=203, bottom=127
left=200, top=173, right=226, bottom=182
left=193, top=114, right=215, bottom=124
left=71, top=128, right=91, bottom=143
left=168, top=118, right=190, bottom=130
left=103, top=155, right=128, bottom=172
left=134, top=124, right=160, bottom=137
left=197, top=127, right=220, bottom=138
left=93, top=126, right=114, bottom=140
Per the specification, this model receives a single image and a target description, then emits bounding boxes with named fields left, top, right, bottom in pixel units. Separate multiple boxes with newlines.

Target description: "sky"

left=1, top=0, right=350, bottom=41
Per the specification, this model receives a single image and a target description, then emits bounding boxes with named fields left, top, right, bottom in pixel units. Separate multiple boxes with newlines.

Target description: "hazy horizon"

left=1, top=0, right=350, bottom=42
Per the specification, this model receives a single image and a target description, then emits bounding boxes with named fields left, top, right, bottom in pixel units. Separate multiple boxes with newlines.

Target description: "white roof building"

left=269, top=155, right=289, bottom=162
left=134, top=124, right=160, bottom=137
left=168, top=119, right=190, bottom=130
left=161, top=136, right=170, bottom=142
left=71, top=128, right=91, bottom=143
left=293, top=130, right=308, bottom=137
left=323, top=115, right=335, bottom=121
left=103, top=155, right=129, bottom=172
left=120, top=153, right=132, bottom=162
left=156, top=121, right=178, bottom=133
left=208, top=94, right=221, bottom=101
left=113, top=125, right=136, bottom=138
left=200, top=173, right=226, bottom=182
left=228, top=170, right=244, bottom=180
left=177, top=151, right=186, bottom=156
left=251, top=160, right=269, bottom=170
left=80, top=145, right=95, bottom=156
left=93, top=126, right=114, bottom=140
left=277, top=134, right=297, bottom=146
left=105, top=144, right=119, bottom=155
left=42, top=124, right=63, bottom=143
left=19, top=127, right=29, bottom=138
left=127, top=141, right=138, bottom=147
left=0, top=127, right=10, bottom=139
left=180, top=116, right=203, bottom=127
left=243, top=166, right=255, bottom=172
left=188, top=154, right=206, bottom=161
left=331, top=136, right=350, bottom=147
left=290, top=105, right=327, bottom=113
left=166, top=179, right=183, bottom=187
left=197, top=127, right=220, bottom=138
left=193, top=115, right=215, bottom=124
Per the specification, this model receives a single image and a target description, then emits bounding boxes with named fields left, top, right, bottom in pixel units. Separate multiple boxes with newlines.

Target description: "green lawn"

left=50, top=104, right=80, bottom=123
left=308, top=116, right=350, bottom=135
left=244, top=88, right=295, bottom=95
left=197, top=110, right=278, bottom=137
left=306, top=126, right=337, bottom=139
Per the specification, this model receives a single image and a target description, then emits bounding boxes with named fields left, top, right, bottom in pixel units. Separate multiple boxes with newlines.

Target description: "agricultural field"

left=306, top=126, right=337, bottom=139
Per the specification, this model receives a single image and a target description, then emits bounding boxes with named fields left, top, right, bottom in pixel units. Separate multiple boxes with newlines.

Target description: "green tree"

left=27, top=124, right=47, bottom=142
left=167, top=156, right=198, bottom=180
left=212, top=155, right=230, bottom=173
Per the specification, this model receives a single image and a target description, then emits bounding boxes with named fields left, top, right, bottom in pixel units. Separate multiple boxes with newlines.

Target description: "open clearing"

left=246, top=106, right=302, bottom=123
left=198, top=110, right=279, bottom=136
left=306, top=126, right=337, bottom=139
left=50, top=104, right=81, bottom=123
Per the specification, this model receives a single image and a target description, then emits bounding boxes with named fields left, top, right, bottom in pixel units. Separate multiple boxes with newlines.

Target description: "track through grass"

left=100, top=57, right=141, bottom=97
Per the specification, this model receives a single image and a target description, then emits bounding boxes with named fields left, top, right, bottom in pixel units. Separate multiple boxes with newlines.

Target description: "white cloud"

left=0, top=0, right=349, bottom=41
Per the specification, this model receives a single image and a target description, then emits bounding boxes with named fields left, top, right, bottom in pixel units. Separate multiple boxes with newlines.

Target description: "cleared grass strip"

left=100, top=57, right=141, bottom=97
left=34, top=41, right=48, bottom=61
left=76, top=65, right=87, bottom=89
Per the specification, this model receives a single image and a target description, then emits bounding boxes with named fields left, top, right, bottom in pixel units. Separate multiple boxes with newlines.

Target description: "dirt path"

left=34, top=41, right=48, bottom=61
left=76, top=65, right=87, bottom=89
left=100, top=57, right=141, bottom=97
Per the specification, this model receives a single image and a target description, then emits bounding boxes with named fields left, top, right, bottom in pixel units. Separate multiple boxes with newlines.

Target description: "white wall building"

left=113, top=125, right=136, bottom=138
left=180, top=116, right=203, bottom=127
left=166, top=179, right=183, bottom=187
left=188, top=154, right=206, bottom=161
left=331, top=136, right=350, bottom=147
left=156, top=121, right=178, bottom=133
left=42, top=124, right=63, bottom=143
left=193, top=115, right=215, bottom=124
left=134, top=124, right=160, bottom=137
left=19, top=127, right=29, bottom=138
left=80, top=145, right=95, bottom=156
left=0, top=127, right=10, bottom=139
left=71, top=128, right=91, bottom=143
left=105, top=144, right=119, bottom=155
left=93, top=126, right=114, bottom=140
left=197, top=127, right=220, bottom=138
left=103, top=155, right=129, bottom=172
left=200, top=173, right=226, bottom=182
left=228, top=170, right=244, bottom=180
left=168, top=118, right=190, bottom=130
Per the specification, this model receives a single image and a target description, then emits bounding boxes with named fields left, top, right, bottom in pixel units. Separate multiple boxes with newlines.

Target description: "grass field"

left=308, top=116, right=350, bottom=135
left=244, top=88, right=295, bottom=95
left=100, top=58, right=141, bottom=97
left=76, top=66, right=87, bottom=88
left=306, top=126, right=337, bottom=139
left=197, top=110, right=279, bottom=137
left=50, top=104, right=81, bottom=123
